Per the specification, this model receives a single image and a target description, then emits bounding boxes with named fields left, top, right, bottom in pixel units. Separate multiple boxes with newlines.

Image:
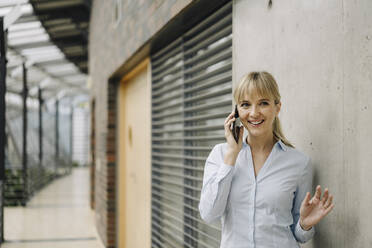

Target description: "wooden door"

left=118, top=59, right=151, bottom=248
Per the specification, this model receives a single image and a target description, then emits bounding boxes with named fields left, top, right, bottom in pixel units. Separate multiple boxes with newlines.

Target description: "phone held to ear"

left=232, top=105, right=241, bottom=143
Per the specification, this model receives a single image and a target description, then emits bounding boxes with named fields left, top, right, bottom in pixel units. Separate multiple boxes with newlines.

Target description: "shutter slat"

left=152, top=153, right=205, bottom=162
left=152, top=124, right=222, bottom=134
left=152, top=111, right=228, bottom=126
left=152, top=166, right=202, bottom=178
left=183, top=48, right=232, bottom=75
left=152, top=62, right=183, bottom=81
left=152, top=184, right=200, bottom=202
left=184, top=37, right=232, bottom=67
left=184, top=61, right=232, bottom=85
left=184, top=71, right=231, bottom=92
left=152, top=37, right=183, bottom=63
left=151, top=197, right=220, bottom=243
left=184, top=13, right=232, bottom=48
left=152, top=109, right=182, bottom=119
left=152, top=135, right=225, bottom=142
left=153, top=162, right=204, bottom=172
left=152, top=190, right=201, bottom=214
left=152, top=145, right=212, bottom=151
left=152, top=101, right=182, bottom=112
left=152, top=208, right=219, bottom=248
left=184, top=1, right=232, bottom=38
left=153, top=53, right=183, bottom=74
left=184, top=25, right=232, bottom=57
left=152, top=73, right=182, bottom=89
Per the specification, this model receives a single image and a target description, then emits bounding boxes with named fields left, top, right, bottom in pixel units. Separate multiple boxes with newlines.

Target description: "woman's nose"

left=250, top=105, right=260, bottom=117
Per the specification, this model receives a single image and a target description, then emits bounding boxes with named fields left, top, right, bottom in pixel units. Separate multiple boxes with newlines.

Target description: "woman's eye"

left=240, top=102, right=268, bottom=107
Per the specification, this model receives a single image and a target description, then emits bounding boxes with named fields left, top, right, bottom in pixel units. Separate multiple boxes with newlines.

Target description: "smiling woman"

left=199, top=71, right=335, bottom=248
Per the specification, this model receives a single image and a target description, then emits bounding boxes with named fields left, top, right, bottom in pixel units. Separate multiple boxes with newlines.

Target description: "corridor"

left=2, top=167, right=104, bottom=248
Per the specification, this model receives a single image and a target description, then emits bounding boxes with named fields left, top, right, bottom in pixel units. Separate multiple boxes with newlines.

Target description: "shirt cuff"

left=215, top=163, right=234, bottom=182
left=295, top=221, right=315, bottom=242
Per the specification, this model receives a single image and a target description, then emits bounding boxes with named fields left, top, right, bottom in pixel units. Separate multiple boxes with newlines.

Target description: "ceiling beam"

left=28, top=0, right=90, bottom=74
left=33, top=0, right=86, bottom=11
left=33, top=6, right=89, bottom=23
left=7, top=47, right=86, bottom=96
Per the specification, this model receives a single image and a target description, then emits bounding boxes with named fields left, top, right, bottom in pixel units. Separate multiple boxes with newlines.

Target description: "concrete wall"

left=233, top=0, right=372, bottom=247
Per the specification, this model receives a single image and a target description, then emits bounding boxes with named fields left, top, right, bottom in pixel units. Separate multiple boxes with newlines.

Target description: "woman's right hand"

left=223, top=109, right=244, bottom=166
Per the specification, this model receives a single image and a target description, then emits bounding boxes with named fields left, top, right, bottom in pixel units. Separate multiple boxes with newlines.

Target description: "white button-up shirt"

left=199, top=139, right=315, bottom=248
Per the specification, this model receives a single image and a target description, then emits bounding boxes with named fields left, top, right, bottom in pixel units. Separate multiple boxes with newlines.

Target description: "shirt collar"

left=277, top=139, right=287, bottom=151
left=243, top=136, right=287, bottom=152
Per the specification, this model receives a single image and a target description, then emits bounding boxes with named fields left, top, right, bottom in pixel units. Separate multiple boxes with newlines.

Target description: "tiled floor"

left=2, top=167, right=105, bottom=248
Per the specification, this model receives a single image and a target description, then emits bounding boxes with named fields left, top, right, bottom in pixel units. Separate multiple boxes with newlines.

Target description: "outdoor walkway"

left=2, top=167, right=104, bottom=248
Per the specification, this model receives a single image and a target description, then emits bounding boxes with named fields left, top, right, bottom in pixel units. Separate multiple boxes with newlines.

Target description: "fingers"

left=322, top=196, right=335, bottom=217
left=224, top=117, right=236, bottom=131
left=302, top=192, right=311, bottom=207
left=321, top=188, right=329, bottom=205
left=324, top=194, right=333, bottom=209
left=309, top=185, right=321, bottom=205
left=237, top=126, right=244, bottom=144
left=324, top=203, right=335, bottom=216
left=306, top=185, right=335, bottom=219
left=224, top=110, right=235, bottom=124
left=315, top=185, right=322, bottom=200
left=224, top=111, right=236, bottom=130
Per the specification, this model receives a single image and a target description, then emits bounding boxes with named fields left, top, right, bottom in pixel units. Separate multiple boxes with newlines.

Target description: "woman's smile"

left=248, top=119, right=265, bottom=127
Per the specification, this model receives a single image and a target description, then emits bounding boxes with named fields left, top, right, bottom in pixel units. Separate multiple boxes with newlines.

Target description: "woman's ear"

left=276, top=101, right=281, bottom=116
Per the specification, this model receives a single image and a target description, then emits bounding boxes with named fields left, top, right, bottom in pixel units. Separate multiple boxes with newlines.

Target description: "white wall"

left=72, top=107, right=90, bottom=166
left=233, top=0, right=372, bottom=247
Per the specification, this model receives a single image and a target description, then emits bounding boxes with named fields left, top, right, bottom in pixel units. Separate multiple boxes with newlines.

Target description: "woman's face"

left=238, top=86, right=281, bottom=139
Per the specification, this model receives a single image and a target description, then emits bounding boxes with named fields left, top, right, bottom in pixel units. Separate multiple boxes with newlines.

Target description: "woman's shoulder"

left=281, top=142, right=311, bottom=168
left=210, top=142, right=228, bottom=153
left=205, top=143, right=227, bottom=163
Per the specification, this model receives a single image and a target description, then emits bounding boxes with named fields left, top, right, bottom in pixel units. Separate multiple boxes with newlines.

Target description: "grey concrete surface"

left=233, top=0, right=372, bottom=247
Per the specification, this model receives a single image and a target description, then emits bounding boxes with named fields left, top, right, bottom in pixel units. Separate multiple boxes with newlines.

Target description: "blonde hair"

left=233, top=71, right=294, bottom=148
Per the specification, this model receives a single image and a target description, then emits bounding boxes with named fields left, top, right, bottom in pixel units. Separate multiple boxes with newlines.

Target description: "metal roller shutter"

left=151, top=2, right=232, bottom=247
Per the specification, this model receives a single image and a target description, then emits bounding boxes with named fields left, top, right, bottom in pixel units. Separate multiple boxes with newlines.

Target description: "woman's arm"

left=291, top=157, right=335, bottom=243
left=199, top=109, right=244, bottom=223
left=199, top=144, right=235, bottom=224
left=290, top=157, right=316, bottom=243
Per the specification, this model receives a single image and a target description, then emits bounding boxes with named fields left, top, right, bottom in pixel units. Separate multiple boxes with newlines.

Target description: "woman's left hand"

left=299, top=185, right=334, bottom=230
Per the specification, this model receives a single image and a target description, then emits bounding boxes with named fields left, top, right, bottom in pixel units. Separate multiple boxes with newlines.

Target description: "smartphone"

left=232, top=105, right=240, bottom=143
